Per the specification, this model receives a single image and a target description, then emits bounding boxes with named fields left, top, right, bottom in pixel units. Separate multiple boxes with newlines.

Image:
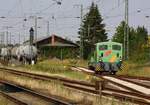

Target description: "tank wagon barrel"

left=0, top=45, right=38, bottom=65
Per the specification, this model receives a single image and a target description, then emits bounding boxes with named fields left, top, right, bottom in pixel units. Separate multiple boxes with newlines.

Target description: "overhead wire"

left=6, top=0, right=20, bottom=17
left=3, top=0, right=150, bottom=41
left=104, top=7, right=150, bottom=20
left=103, top=0, right=125, bottom=17
left=35, top=2, right=57, bottom=15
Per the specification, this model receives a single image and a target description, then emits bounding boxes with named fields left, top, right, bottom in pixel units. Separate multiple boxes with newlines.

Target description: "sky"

left=0, top=0, right=150, bottom=44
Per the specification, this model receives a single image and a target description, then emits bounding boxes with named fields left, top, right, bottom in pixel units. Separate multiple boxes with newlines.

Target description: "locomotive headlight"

left=119, top=56, right=122, bottom=61
left=99, top=59, right=102, bottom=62
left=99, top=57, right=102, bottom=62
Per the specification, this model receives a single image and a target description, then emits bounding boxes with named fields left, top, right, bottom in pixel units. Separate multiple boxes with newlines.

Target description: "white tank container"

left=1, top=48, right=9, bottom=57
left=21, top=45, right=37, bottom=59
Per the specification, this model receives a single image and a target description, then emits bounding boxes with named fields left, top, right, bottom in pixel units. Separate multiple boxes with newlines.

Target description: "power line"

left=103, top=0, right=125, bottom=16
left=6, top=0, right=20, bottom=16
left=96, top=0, right=103, bottom=4
left=19, top=0, right=26, bottom=18
left=35, top=0, right=61, bottom=15
left=36, top=2, right=56, bottom=14
left=104, top=7, right=150, bottom=20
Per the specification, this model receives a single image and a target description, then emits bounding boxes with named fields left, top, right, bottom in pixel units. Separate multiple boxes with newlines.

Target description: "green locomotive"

left=88, top=41, right=122, bottom=74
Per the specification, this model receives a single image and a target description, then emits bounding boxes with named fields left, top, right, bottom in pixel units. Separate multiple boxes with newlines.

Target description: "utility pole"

left=0, top=32, right=3, bottom=48
left=124, top=0, right=129, bottom=60
left=4, top=26, right=13, bottom=46
left=9, top=32, right=11, bottom=45
left=80, top=4, right=83, bottom=59
left=88, top=24, right=90, bottom=38
left=35, top=16, right=38, bottom=47
left=126, top=0, right=129, bottom=60
left=19, top=33, right=21, bottom=44
left=6, top=26, right=9, bottom=46
left=47, top=21, right=50, bottom=36
left=1, top=32, right=4, bottom=47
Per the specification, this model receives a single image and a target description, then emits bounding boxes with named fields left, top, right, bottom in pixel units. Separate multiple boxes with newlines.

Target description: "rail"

left=0, top=66, right=150, bottom=105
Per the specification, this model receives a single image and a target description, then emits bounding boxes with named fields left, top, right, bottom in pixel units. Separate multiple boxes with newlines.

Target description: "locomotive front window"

left=99, top=45, right=108, bottom=50
left=112, top=45, right=121, bottom=50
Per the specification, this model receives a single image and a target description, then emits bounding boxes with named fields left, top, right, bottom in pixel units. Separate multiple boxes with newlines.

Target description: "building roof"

left=24, top=34, right=79, bottom=47
left=41, top=43, right=77, bottom=47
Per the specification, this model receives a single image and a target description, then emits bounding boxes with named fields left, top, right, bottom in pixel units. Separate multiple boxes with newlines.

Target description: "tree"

left=78, top=2, right=107, bottom=59
left=135, top=26, right=148, bottom=48
left=132, top=26, right=149, bottom=62
left=112, top=21, right=149, bottom=62
left=112, top=21, right=126, bottom=43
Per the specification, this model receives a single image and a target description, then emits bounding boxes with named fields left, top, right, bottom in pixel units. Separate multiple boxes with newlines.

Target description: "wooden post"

left=95, top=80, right=107, bottom=96
left=95, top=81, right=102, bottom=95
left=60, top=48, right=63, bottom=60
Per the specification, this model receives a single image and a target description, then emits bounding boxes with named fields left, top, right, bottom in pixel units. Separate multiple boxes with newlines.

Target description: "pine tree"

left=135, top=26, right=148, bottom=48
left=78, top=2, right=107, bottom=59
left=112, top=21, right=126, bottom=43
left=112, top=21, right=149, bottom=62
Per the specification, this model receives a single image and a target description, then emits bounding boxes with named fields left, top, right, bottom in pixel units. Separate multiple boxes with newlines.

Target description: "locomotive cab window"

left=99, top=45, right=108, bottom=50
left=112, top=45, right=121, bottom=50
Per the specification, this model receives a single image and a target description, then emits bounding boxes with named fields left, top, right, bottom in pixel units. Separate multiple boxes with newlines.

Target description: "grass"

left=9, top=59, right=150, bottom=83
left=0, top=71, right=135, bottom=105
left=0, top=95, right=16, bottom=105
left=117, top=61, right=150, bottom=77
left=11, top=59, right=98, bottom=82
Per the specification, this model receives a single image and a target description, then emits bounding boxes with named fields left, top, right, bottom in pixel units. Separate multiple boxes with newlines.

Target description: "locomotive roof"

left=96, top=41, right=122, bottom=45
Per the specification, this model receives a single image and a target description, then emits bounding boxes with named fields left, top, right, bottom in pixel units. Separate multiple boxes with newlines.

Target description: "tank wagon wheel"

left=23, top=57, right=27, bottom=65
left=29, top=60, right=31, bottom=65
left=35, top=58, right=37, bottom=64
left=23, top=57, right=25, bottom=65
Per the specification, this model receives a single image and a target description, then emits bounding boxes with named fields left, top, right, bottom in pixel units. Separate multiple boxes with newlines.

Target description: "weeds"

left=0, top=71, right=136, bottom=105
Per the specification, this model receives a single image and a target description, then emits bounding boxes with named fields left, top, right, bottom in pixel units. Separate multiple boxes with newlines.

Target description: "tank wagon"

left=88, top=41, right=122, bottom=74
left=0, top=45, right=37, bottom=65
left=11, top=45, right=37, bottom=64
left=0, top=47, right=11, bottom=60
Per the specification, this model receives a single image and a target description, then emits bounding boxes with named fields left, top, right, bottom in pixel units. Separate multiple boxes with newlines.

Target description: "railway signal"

left=29, top=27, right=34, bottom=46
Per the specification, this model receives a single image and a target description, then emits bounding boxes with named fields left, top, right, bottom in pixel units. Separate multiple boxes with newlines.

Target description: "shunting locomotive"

left=88, top=41, right=122, bottom=74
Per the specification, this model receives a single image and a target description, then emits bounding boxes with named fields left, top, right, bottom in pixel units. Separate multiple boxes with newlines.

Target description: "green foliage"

left=118, top=62, right=150, bottom=78
left=23, top=59, right=98, bottom=81
left=40, top=47, right=78, bottom=59
left=112, top=21, right=126, bottom=43
left=112, top=21, right=150, bottom=62
left=78, top=2, right=108, bottom=59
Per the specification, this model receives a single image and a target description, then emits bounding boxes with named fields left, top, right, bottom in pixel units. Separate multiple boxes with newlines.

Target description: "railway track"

left=71, top=66, right=150, bottom=105
left=0, top=79, right=77, bottom=105
left=72, top=66, right=150, bottom=83
left=0, top=91, right=28, bottom=105
left=0, top=66, right=150, bottom=105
